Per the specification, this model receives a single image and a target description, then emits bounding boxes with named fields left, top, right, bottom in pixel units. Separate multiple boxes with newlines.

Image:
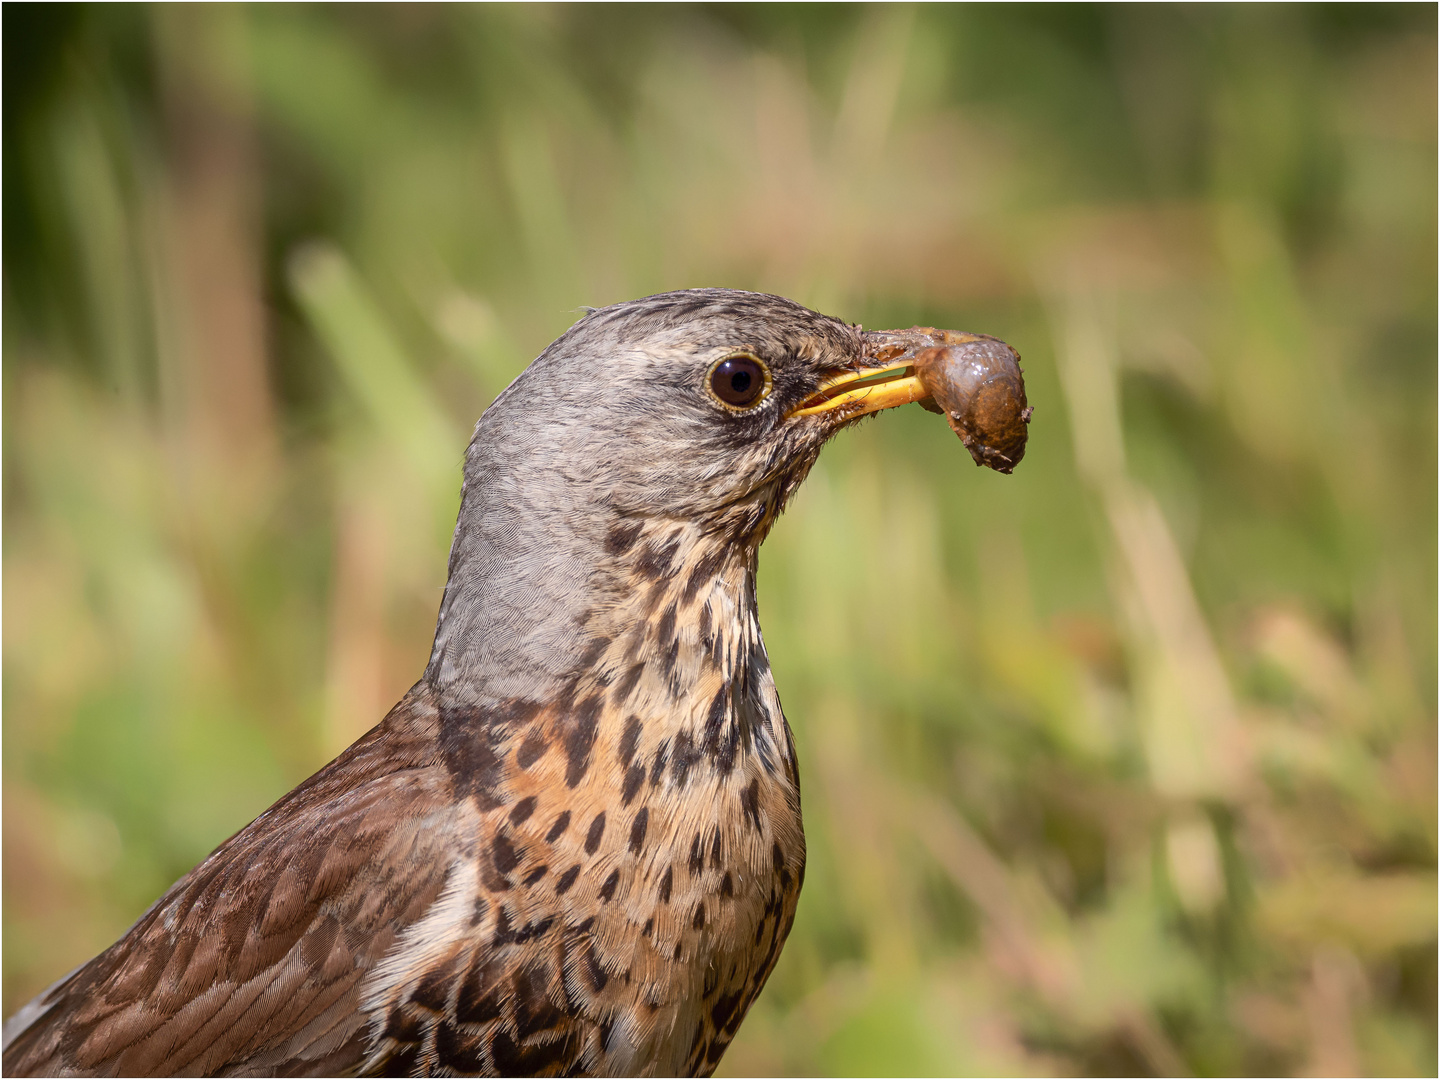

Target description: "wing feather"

left=2, top=686, right=460, bottom=1078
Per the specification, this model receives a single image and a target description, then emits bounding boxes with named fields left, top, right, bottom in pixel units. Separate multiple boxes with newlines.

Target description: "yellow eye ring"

left=706, top=353, right=771, bottom=411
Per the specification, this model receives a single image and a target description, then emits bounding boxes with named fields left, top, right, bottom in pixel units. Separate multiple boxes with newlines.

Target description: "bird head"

left=425, top=289, right=989, bottom=706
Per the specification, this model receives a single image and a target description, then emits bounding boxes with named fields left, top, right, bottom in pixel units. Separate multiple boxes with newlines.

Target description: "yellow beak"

left=788, top=360, right=932, bottom=419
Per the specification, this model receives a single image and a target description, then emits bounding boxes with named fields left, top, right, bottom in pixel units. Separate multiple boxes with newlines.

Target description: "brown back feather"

left=3, top=685, right=456, bottom=1078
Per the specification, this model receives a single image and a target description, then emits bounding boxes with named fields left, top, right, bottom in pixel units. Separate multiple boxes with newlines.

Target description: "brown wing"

left=2, top=685, right=460, bottom=1078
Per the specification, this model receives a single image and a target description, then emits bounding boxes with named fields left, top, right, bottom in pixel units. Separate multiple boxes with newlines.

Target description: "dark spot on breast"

left=517, top=730, right=549, bottom=769
left=699, top=602, right=713, bottom=651
left=599, top=869, right=620, bottom=902
left=480, top=860, right=512, bottom=892
left=435, top=1021, right=485, bottom=1073
left=384, top=1006, right=426, bottom=1046
left=606, top=520, right=643, bottom=556
left=491, top=831, right=520, bottom=874
left=629, top=808, right=649, bottom=853
left=642, top=917, right=654, bottom=937
left=577, top=634, right=610, bottom=669
left=545, top=810, right=571, bottom=843
left=683, top=546, right=728, bottom=606
left=672, top=731, right=699, bottom=787
left=555, top=865, right=581, bottom=895
left=742, top=778, right=762, bottom=831
left=711, top=989, right=746, bottom=1036
left=585, top=812, right=606, bottom=855
left=720, top=872, right=734, bottom=898
left=513, top=914, right=556, bottom=944
left=692, top=903, right=706, bottom=930
left=575, top=915, right=595, bottom=934
left=615, top=663, right=645, bottom=705
left=468, top=897, right=488, bottom=927
left=659, top=865, right=673, bottom=903
left=523, top=865, right=549, bottom=886
left=509, top=796, right=537, bottom=826
left=771, top=840, right=784, bottom=871
left=657, top=602, right=678, bottom=653
left=635, top=534, right=681, bottom=581
left=438, top=704, right=508, bottom=811
left=618, top=715, right=642, bottom=767
left=492, top=905, right=516, bottom=946
left=488, top=1027, right=570, bottom=1076
left=582, top=943, right=609, bottom=992
left=704, top=685, right=728, bottom=746
left=780, top=867, right=793, bottom=889
left=457, top=959, right=505, bottom=1024
left=688, top=832, right=704, bottom=875
left=650, top=739, right=670, bottom=786
left=710, top=626, right=727, bottom=667
left=513, top=960, right=565, bottom=1036
left=673, top=942, right=683, bottom=960
left=710, top=830, right=723, bottom=869
left=563, top=697, right=603, bottom=787
left=412, top=968, right=450, bottom=1013
left=622, top=763, right=646, bottom=806
left=380, top=1040, right=422, bottom=1075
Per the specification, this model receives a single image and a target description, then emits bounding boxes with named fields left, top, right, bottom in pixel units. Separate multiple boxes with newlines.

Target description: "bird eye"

left=707, top=354, right=770, bottom=410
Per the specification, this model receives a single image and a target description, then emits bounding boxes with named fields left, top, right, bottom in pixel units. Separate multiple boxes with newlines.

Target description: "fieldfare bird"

left=3, top=289, right=1027, bottom=1077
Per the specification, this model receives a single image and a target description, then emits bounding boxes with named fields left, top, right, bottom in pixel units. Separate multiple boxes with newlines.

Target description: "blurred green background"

left=3, top=4, right=1435, bottom=1075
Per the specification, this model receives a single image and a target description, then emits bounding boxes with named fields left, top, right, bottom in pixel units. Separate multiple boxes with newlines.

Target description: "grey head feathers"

left=425, top=289, right=862, bottom=708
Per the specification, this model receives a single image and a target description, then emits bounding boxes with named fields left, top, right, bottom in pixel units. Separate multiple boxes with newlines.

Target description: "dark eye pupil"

left=711, top=356, right=766, bottom=407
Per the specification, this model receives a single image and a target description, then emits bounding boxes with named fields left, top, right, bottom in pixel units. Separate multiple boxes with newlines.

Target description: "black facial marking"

left=585, top=812, right=606, bottom=855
